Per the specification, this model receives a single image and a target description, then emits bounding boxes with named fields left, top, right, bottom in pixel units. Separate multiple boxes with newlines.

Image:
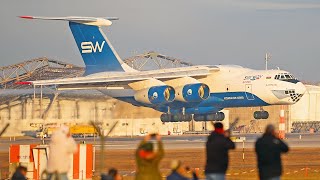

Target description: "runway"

left=1, top=133, right=320, bottom=152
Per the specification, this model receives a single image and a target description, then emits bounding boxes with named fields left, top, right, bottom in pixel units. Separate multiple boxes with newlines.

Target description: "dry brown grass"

left=2, top=148, right=320, bottom=179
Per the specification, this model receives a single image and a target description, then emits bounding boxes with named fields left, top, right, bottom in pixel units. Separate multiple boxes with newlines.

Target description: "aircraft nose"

left=296, top=82, right=307, bottom=95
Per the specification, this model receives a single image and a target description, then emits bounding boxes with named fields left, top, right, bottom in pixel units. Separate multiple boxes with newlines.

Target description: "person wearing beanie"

left=135, top=133, right=164, bottom=180
left=205, top=122, right=235, bottom=180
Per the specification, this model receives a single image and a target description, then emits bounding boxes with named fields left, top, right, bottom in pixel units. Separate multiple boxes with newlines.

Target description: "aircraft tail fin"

left=20, top=16, right=136, bottom=75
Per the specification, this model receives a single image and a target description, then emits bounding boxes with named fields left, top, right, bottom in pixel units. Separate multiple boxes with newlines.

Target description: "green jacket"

left=135, top=140, right=164, bottom=180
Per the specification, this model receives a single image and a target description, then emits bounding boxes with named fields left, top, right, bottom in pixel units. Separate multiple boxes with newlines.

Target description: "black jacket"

left=11, top=171, right=27, bottom=180
left=255, top=134, right=289, bottom=180
left=205, top=131, right=235, bottom=174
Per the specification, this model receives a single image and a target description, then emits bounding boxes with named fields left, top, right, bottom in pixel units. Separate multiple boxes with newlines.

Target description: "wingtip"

left=19, top=16, right=34, bottom=19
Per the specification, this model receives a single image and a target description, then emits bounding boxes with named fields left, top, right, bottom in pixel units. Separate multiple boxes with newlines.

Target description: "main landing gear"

left=160, top=114, right=192, bottom=122
left=160, top=112, right=225, bottom=122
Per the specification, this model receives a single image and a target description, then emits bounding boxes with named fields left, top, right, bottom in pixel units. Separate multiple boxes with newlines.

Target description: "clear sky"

left=0, top=0, right=319, bottom=82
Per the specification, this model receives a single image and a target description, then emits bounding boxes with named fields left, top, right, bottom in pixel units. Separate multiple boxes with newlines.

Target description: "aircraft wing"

left=25, top=66, right=218, bottom=90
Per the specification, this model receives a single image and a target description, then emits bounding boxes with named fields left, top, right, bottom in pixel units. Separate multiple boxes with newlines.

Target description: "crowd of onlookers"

left=11, top=122, right=288, bottom=180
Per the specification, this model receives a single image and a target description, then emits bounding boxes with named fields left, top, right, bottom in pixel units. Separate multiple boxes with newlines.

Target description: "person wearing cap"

left=135, top=133, right=164, bottom=180
left=205, top=122, right=235, bottom=180
left=255, top=124, right=289, bottom=180
left=47, top=125, right=77, bottom=180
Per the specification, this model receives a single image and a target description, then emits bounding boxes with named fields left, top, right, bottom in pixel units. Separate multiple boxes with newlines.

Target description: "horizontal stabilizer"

left=19, top=16, right=119, bottom=26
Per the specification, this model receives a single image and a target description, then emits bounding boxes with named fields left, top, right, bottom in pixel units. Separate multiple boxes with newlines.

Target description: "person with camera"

left=135, top=133, right=164, bottom=180
left=167, top=160, right=198, bottom=180
left=205, top=122, right=235, bottom=180
left=255, top=124, right=289, bottom=180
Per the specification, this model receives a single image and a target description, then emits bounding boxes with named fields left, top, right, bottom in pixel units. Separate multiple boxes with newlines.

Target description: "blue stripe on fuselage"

left=115, top=92, right=269, bottom=113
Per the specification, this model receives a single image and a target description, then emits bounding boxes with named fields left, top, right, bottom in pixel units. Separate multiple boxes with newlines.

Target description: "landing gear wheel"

left=160, top=114, right=172, bottom=122
left=217, top=112, right=225, bottom=121
left=254, top=111, right=269, bottom=119
left=194, top=112, right=225, bottom=121
left=160, top=113, right=192, bottom=122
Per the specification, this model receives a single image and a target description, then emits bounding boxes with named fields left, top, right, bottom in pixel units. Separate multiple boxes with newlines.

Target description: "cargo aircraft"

left=20, top=16, right=306, bottom=122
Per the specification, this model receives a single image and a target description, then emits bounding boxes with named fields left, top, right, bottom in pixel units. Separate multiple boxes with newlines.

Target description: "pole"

left=265, top=52, right=271, bottom=70
left=93, top=109, right=96, bottom=143
left=242, top=140, right=245, bottom=162
left=265, top=53, right=268, bottom=70
left=279, top=106, right=286, bottom=139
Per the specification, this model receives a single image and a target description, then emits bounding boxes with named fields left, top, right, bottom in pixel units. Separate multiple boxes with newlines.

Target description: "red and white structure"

left=279, top=106, right=286, bottom=139
left=9, top=144, right=38, bottom=179
left=9, top=144, right=94, bottom=180
left=71, top=144, right=94, bottom=180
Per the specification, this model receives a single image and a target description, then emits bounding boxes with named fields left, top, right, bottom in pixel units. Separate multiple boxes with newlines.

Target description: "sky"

left=0, top=0, right=319, bottom=82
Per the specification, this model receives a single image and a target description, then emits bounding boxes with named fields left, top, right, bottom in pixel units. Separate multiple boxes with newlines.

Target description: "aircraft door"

left=245, top=84, right=255, bottom=100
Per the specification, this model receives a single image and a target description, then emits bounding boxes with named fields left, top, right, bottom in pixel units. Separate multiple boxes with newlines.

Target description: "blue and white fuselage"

left=21, top=16, right=306, bottom=121
left=99, top=65, right=306, bottom=114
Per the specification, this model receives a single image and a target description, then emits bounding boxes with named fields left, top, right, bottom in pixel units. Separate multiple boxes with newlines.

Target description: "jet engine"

left=134, top=85, right=175, bottom=104
left=175, top=83, right=210, bottom=102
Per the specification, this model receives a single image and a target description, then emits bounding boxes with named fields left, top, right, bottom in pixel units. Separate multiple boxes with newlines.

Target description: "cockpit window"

left=274, top=73, right=299, bottom=83
left=274, top=73, right=297, bottom=80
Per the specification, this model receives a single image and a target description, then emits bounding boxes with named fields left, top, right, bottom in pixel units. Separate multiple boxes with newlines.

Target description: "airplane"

left=19, top=16, right=306, bottom=122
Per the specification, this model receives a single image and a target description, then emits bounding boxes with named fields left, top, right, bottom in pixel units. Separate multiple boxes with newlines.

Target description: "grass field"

left=1, top=148, right=320, bottom=179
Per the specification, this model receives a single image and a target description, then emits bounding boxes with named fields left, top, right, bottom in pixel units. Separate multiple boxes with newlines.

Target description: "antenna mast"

left=265, top=52, right=271, bottom=70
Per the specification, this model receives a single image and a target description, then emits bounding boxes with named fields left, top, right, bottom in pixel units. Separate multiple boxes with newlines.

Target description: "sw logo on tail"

left=81, top=41, right=105, bottom=54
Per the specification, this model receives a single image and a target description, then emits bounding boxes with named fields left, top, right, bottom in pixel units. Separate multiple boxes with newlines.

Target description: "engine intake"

left=134, top=85, right=175, bottom=104
left=175, top=83, right=210, bottom=102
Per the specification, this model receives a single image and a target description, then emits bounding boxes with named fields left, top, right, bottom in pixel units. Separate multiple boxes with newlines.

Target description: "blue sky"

left=0, top=0, right=319, bottom=81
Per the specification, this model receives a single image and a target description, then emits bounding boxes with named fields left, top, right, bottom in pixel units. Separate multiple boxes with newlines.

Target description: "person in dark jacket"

left=11, top=166, right=27, bottom=180
left=205, top=122, right=235, bottom=180
left=255, top=124, right=289, bottom=180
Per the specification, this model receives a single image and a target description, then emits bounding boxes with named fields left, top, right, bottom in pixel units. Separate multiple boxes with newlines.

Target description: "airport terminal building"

left=0, top=56, right=319, bottom=136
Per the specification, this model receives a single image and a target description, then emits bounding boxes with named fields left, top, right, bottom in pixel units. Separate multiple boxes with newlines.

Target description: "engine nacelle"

left=175, top=83, right=210, bottom=102
left=134, top=85, right=175, bottom=104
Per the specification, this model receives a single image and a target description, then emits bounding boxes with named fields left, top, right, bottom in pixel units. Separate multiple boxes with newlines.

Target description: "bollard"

left=305, top=166, right=308, bottom=177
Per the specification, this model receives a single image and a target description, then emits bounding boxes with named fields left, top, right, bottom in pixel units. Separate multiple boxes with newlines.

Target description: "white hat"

left=60, top=125, right=69, bottom=134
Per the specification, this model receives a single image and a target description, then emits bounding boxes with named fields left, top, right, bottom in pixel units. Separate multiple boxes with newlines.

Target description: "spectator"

left=135, top=133, right=164, bottom=180
left=47, top=125, right=77, bottom=180
left=101, top=168, right=122, bottom=180
left=167, top=160, right=198, bottom=180
left=11, top=166, right=27, bottom=180
left=255, top=124, right=289, bottom=180
left=205, top=122, right=235, bottom=180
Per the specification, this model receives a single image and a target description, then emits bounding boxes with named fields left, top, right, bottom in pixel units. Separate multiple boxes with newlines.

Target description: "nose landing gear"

left=253, top=111, right=269, bottom=119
